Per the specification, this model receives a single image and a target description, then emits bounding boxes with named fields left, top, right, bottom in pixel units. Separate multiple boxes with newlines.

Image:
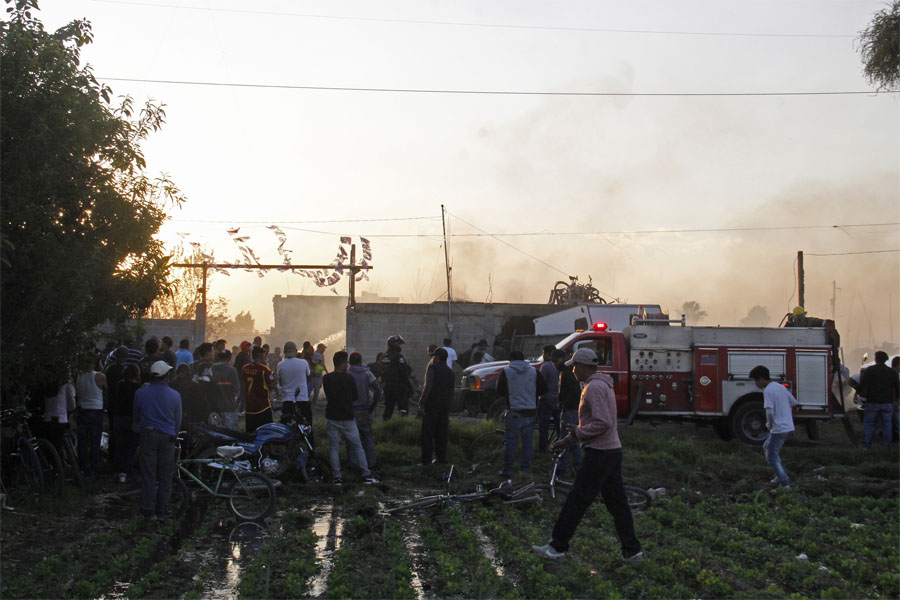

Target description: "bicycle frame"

left=175, top=451, right=263, bottom=499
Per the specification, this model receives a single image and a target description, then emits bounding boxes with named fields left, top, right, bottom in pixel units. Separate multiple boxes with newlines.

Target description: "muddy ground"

left=1, top=415, right=897, bottom=599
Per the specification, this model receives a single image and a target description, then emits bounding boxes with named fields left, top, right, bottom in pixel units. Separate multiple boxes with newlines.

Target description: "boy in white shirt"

left=750, top=365, right=799, bottom=489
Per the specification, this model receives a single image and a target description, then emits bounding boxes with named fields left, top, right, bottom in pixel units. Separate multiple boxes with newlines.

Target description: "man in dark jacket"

left=554, top=349, right=582, bottom=473
left=420, top=348, right=455, bottom=465
left=380, top=335, right=412, bottom=420
left=496, top=350, right=547, bottom=477
left=860, top=351, right=899, bottom=448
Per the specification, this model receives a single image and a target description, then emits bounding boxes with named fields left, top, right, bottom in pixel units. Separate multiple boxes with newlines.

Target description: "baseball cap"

left=565, top=348, right=599, bottom=367
left=283, top=341, right=298, bottom=357
left=150, top=360, right=173, bottom=377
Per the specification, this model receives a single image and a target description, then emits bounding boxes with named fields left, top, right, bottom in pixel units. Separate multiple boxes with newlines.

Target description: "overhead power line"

left=99, top=77, right=881, bottom=97
left=89, top=0, right=856, bottom=39
left=169, top=216, right=439, bottom=224
left=806, top=249, right=900, bottom=256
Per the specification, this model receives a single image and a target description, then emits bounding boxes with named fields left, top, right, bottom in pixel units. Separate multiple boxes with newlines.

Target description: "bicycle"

left=174, top=437, right=277, bottom=521
left=384, top=465, right=543, bottom=515
left=535, top=450, right=653, bottom=510
left=1, top=406, right=64, bottom=502
left=466, top=411, right=563, bottom=473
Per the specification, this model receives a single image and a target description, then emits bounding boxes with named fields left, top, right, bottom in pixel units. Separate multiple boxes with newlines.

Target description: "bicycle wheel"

left=170, top=474, right=190, bottom=516
left=385, top=495, right=444, bottom=515
left=299, top=453, right=332, bottom=484
left=467, top=430, right=505, bottom=463
left=228, top=471, right=276, bottom=521
left=15, top=439, right=44, bottom=501
left=534, top=483, right=569, bottom=503
left=61, top=434, right=84, bottom=487
left=36, top=438, right=64, bottom=496
left=624, top=485, right=652, bottom=510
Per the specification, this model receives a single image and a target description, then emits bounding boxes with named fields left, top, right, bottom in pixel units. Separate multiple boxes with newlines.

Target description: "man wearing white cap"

left=133, top=360, right=182, bottom=520
left=532, top=348, right=643, bottom=562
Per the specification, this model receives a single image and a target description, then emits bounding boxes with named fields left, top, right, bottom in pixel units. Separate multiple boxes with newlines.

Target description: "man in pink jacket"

left=533, top=348, right=643, bottom=561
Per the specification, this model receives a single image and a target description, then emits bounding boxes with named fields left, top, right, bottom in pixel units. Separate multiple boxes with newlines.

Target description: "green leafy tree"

left=0, top=1, right=184, bottom=398
left=859, top=0, right=900, bottom=90
left=680, top=301, right=707, bottom=325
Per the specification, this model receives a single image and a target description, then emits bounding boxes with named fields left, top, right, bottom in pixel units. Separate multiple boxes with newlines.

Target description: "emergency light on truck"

left=591, top=321, right=609, bottom=331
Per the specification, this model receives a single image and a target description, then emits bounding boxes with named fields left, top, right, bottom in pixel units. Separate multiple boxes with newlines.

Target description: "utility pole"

left=441, top=204, right=453, bottom=333
left=797, top=251, right=805, bottom=310
left=830, top=280, right=840, bottom=320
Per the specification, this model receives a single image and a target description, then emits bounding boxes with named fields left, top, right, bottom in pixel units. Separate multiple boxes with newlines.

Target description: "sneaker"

left=770, top=476, right=780, bottom=484
left=532, top=543, right=565, bottom=559
left=362, top=476, right=380, bottom=485
left=623, top=550, right=644, bottom=563
left=117, top=473, right=127, bottom=484
left=332, top=478, right=343, bottom=487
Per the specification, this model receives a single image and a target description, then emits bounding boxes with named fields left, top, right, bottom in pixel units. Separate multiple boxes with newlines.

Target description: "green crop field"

left=1, top=417, right=897, bottom=599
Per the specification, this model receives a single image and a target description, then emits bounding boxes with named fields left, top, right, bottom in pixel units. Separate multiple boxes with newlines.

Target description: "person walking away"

left=420, top=348, right=455, bottom=465
left=242, top=346, right=275, bottom=433
left=104, top=346, right=130, bottom=470
left=191, top=343, right=218, bottom=423
left=381, top=335, right=413, bottom=420
left=159, top=336, right=177, bottom=367
left=347, top=352, right=382, bottom=471
left=211, top=350, right=241, bottom=430
left=112, top=365, right=141, bottom=483
left=75, top=356, right=107, bottom=477
left=322, top=351, right=379, bottom=486
left=750, top=365, right=798, bottom=488
left=133, top=361, right=182, bottom=520
left=859, top=351, right=899, bottom=449
left=554, top=349, right=582, bottom=473
left=267, top=346, right=283, bottom=373
left=171, top=364, right=202, bottom=424
left=175, top=338, right=193, bottom=368
left=496, top=350, right=547, bottom=477
left=234, top=341, right=252, bottom=415
left=138, top=338, right=163, bottom=383
left=276, top=341, right=311, bottom=426
left=41, top=378, right=76, bottom=456
left=538, top=344, right=560, bottom=452
left=533, top=348, right=642, bottom=561
left=440, top=338, right=458, bottom=372
left=309, top=343, right=328, bottom=404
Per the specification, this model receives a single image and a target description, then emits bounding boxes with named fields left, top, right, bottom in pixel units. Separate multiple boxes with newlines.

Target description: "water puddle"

left=203, top=519, right=267, bottom=599
left=307, top=503, right=345, bottom=597
left=400, top=524, right=428, bottom=600
left=472, top=523, right=511, bottom=583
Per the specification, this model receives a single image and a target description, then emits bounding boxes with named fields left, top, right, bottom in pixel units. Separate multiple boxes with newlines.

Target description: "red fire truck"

left=457, top=318, right=846, bottom=444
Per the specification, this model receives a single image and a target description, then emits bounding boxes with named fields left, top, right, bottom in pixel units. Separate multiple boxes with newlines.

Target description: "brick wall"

left=346, top=301, right=560, bottom=380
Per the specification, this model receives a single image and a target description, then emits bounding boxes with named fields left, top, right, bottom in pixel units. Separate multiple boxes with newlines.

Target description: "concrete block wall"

left=346, top=301, right=560, bottom=381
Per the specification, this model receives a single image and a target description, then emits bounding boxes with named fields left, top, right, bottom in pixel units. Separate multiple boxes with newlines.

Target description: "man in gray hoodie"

left=496, top=350, right=547, bottom=477
left=346, top=352, right=382, bottom=471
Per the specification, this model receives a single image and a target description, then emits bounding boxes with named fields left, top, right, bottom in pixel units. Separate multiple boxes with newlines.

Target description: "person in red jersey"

left=242, top=346, right=275, bottom=433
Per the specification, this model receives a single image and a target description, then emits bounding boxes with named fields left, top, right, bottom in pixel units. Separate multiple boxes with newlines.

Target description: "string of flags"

left=175, top=228, right=373, bottom=289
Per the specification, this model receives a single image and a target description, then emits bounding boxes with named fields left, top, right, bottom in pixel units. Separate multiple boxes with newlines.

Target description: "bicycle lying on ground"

left=173, top=436, right=277, bottom=521
left=384, top=465, right=543, bottom=515
left=534, top=450, right=653, bottom=510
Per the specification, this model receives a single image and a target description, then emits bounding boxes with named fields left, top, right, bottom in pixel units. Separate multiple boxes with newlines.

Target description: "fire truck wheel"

left=804, top=420, right=821, bottom=440
left=712, top=418, right=734, bottom=441
left=730, top=400, right=767, bottom=445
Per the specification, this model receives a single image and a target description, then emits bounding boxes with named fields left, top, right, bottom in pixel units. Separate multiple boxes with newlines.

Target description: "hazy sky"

left=36, top=0, right=900, bottom=357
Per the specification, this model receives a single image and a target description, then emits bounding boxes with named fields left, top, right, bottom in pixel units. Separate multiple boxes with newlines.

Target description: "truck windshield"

left=554, top=332, right=582, bottom=350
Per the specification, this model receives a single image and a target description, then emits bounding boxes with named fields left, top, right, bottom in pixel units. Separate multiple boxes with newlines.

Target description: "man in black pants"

left=380, top=335, right=412, bottom=420
left=533, top=348, right=642, bottom=561
left=420, top=348, right=455, bottom=465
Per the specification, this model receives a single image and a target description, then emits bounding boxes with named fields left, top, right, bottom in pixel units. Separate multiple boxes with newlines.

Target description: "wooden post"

left=349, top=244, right=357, bottom=309
left=797, top=251, right=805, bottom=310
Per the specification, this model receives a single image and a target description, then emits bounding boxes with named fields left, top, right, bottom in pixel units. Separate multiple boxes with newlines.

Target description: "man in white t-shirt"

left=441, top=338, right=458, bottom=371
left=276, top=341, right=311, bottom=425
left=750, top=365, right=799, bottom=489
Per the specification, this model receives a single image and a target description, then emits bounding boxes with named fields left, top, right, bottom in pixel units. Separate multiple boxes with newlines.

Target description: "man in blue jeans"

left=750, top=365, right=798, bottom=489
left=496, top=350, right=547, bottom=477
left=133, top=361, right=182, bottom=520
left=859, top=351, right=899, bottom=448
